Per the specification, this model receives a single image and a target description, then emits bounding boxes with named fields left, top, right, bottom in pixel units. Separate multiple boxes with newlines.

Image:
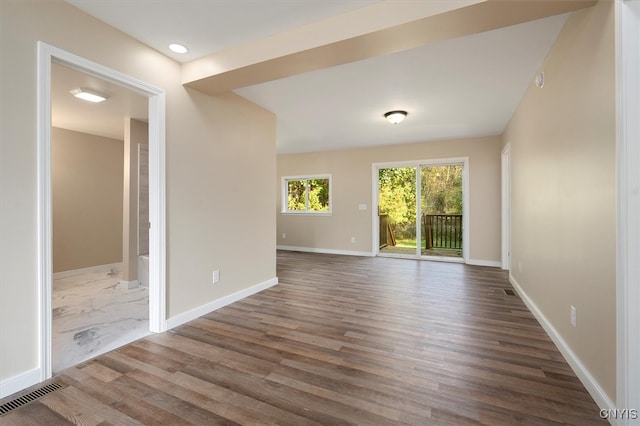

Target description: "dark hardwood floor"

left=2, top=251, right=605, bottom=425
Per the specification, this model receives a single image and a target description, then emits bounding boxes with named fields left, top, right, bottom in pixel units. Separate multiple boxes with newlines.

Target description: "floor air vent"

left=503, top=289, right=516, bottom=296
left=0, top=382, right=66, bottom=416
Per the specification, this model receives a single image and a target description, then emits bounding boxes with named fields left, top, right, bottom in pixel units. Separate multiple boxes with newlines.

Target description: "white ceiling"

left=66, top=0, right=379, bottom=63
left=52, top=63, right=148, bottom=140
left=236, top=13, right=568, bottom=153
left=61, top=1, right=569, bottom=153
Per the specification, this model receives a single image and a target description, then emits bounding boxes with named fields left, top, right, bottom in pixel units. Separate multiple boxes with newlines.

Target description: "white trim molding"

left=116, top=280, right=141, bottom=290
left=280, top=174, right=332, bottom=215
left=501, top=143, right=511, bottom=270
left=52, top=262, right=123, bottom=280
left=37, top=42, right=167, bottom=385
left=467, top=259, right=502, bottom=268
left=277, top=245, right=374, bottom=257
left=166, top=278, right=278, bottom=330
left=278, top=247, right=498, bottom=266
left=510, top=274, right=616, bottom=414
left=0, top=368, right=42, bottom=400
left=378, top=253, right=465, bottom=263
left=616, top=0, right=640, bottom=420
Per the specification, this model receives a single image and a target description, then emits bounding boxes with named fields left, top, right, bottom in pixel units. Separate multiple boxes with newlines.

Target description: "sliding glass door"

left=378, top=161, right=464, bottom=260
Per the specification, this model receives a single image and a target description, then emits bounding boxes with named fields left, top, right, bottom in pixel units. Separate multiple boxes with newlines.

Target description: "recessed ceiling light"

left=169, top=43, right=188, bottom=54
left=70, top=88, right=108, bottom=103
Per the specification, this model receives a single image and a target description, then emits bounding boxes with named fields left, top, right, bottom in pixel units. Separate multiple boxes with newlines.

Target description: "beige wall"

left=503, top=1, right=616, bottom=401
left=277, top=136, right=501, bottom=263
left=52, top=128, right=123, bottom=272
left=0, top=0, right=275, bottom=384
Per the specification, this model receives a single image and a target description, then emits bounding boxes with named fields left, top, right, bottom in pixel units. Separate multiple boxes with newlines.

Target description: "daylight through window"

left=282, top=175, right=331, bottom=214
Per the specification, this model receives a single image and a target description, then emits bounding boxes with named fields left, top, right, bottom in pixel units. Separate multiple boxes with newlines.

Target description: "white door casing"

left=37, top=42, right=167, bottom=380
left=616, top=0, right=640, bottom=419
left=501, top=143, right=511, bottom=270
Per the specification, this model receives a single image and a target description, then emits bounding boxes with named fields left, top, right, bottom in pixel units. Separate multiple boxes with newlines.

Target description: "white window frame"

left=281, top=174, right=332, bottom=215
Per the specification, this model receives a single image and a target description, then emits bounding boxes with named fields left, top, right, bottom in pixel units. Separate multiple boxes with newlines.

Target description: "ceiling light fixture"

left=384, top=110, right=408, bottom=125
left=169, top=43, right=188, bottom=54
left=70, top=88, right=108, bottom=103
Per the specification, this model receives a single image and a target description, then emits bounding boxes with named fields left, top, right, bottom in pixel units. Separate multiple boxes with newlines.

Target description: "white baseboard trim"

left=52, top=262, right=122, bottom=280
left=277, top=245, right=374, bottom=257
left=166, top=277, right=279, bottom=330
left=425, top=256, right=464, bottom=264
left=466, top=259, right=502, bottom=268
left=117, top=280, right=140, bottom=290
left=509, top=273, right=616, bottom=414
left=0, top=367, right=41, bottom=399
left=377, top=253, right=465, bottom=263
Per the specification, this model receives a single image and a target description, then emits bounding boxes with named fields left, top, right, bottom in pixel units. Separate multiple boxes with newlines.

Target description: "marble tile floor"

left=52, top=268, right=149, bottom=372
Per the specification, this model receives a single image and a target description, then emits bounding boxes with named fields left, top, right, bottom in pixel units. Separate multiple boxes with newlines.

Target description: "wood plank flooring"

left=1, top=251, right=605, bottom=425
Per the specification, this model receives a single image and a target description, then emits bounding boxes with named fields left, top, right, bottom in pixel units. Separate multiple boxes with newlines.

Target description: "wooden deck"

left=1, top=251, right=604, bottom=425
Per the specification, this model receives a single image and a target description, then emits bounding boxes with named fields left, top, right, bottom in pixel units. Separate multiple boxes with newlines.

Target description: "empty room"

left=1, top=0, right=639, bottom=424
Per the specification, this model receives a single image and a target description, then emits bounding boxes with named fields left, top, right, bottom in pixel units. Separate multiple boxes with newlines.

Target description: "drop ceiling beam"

left=183, top=0, right=596, bottom=95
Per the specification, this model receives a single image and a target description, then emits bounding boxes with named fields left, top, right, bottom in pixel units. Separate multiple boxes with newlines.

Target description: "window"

left=282, top=175, right=331, bottom=214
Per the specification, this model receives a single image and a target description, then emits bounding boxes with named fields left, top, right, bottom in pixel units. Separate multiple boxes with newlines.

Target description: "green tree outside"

left=287, top=178, right=330, bottom=212
left=421, top=165, right=463, bottom=215
left=379, top=165, right=462, bottom=245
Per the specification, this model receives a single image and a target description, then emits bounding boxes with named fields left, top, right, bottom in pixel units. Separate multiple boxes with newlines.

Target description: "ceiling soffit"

left=183, top=0, right=596, bottom=95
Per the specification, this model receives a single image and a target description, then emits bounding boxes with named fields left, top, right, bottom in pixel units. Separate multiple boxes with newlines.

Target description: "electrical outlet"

left=570, top=305, right=577, bottom=327
left=212, top=270, right=220, bottom=284
left=282, top=233, right=286, bottom=239
left=518, top=261, right=523, bottom=273
left=351, top=237, right=356, bottom=243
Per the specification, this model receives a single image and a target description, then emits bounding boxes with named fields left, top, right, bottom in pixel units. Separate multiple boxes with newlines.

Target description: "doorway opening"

left=37, top=42, right=166, bottom=381
left=374, top=158, right=469, bottom=262
left=50, top=62, right=151, bottom=372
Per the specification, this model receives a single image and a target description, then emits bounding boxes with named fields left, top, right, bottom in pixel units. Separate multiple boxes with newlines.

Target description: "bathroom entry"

left=50, top=62, right=150, bottom=372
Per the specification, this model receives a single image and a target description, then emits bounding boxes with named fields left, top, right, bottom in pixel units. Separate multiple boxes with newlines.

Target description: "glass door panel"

left=420, top=164, right=463, bottom=258
left=378, top=167, right=417, bottom=256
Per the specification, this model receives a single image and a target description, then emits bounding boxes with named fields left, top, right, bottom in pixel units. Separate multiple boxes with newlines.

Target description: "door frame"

left=501, top=143, right=511, bottom=270
left=371, top=157, right=469, bottom=262
left=616, top=0, right=640, bottom=416
left=37, top=42, right=167, bottom=380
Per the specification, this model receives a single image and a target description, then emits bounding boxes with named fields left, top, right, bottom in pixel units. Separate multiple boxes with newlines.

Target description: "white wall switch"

left=358, top=203, right=367, bottom=210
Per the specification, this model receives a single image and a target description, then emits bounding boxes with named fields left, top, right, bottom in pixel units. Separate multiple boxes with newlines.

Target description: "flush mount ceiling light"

left=70, top=88, right=108, bottom=103
left=169, top=43, right=188, bottom=54
left=384, top=110, right=408, bottom=125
